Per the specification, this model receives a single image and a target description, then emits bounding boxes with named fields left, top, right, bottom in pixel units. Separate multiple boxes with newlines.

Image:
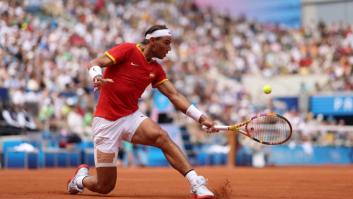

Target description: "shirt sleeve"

left=105, top=43, right=133, bottom=64
left=152, top=63, right=168, bottom=88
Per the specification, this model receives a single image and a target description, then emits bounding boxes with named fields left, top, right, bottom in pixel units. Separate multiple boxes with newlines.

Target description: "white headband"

left=145, top=29, right=172, bottom=40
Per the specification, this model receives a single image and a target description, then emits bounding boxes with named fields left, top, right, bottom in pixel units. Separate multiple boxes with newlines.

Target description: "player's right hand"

left=199, top=115, right=219, bottom=133
left=93, top=75, right=114, bottom=91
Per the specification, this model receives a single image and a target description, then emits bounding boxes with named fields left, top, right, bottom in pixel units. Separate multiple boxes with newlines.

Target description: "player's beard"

left=156, top=51, right=165, bottom=59
left=159, top=52, right=166, bottom=59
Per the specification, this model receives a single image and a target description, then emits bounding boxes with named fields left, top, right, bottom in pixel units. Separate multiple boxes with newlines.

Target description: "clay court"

left=0, top=166, right=352, bottom=199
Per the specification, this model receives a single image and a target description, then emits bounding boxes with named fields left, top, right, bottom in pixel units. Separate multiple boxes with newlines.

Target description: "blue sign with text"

left=310, top=95, right=353, bottom=116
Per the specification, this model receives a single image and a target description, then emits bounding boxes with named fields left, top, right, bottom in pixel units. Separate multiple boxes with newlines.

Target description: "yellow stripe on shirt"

left=105, top=51, right=116, bottom=64
left=136, top=44, right=143, bottom=53
left=153, top=79, right=168, bottom=87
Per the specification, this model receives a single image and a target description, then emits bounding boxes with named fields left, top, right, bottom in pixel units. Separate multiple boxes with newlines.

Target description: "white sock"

left=76, top=176, right=86, bottom=189
left=185, top=170, right=198, bottom=185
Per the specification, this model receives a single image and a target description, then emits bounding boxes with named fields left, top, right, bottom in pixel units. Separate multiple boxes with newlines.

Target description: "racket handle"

left=202, top=125, right=229, bottom=130
left=213, top=125, right=229, bottom=130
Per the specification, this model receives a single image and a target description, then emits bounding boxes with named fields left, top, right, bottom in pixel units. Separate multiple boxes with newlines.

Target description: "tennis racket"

left=210, top=113, right=292, bottom=145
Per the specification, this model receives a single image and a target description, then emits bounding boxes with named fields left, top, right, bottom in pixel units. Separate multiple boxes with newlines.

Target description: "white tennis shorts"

left=92, top=110, right=148, bottom=167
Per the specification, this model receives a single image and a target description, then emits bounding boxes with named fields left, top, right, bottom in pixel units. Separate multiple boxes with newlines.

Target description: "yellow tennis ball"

left=263, top=85, right=272, bottom=94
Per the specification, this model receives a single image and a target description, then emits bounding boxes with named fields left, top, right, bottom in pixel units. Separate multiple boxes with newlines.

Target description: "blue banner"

left=195, top=0, right=301, bottom=28
left=267, top=146, right=353, bottom=165
left=310, top=95, right=353, bottom=116
left=273, top=97, right=298, bottom=113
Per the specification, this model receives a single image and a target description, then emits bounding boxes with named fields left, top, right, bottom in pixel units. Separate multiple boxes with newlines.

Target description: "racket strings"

left=247, top=115, right=291, bottom=144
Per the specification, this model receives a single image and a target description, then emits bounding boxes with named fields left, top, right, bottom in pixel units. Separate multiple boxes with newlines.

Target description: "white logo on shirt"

left=131, top=62, right=140, bottom=66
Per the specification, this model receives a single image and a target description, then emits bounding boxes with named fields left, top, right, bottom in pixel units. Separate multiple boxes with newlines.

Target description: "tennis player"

left=67, top=25, right=216, bottom=199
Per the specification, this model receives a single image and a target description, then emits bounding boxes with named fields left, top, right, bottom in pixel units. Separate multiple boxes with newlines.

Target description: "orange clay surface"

left=0, top=166, right=352, bottom=199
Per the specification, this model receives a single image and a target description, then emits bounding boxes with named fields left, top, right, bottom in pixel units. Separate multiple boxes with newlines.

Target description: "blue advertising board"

left=267, top=145, right=353, bottom=165
left=273, top=97, right=298, bottom=113
left=310, top=95, right=353, bottom=116
left=195, top=0, right=301, bottom=28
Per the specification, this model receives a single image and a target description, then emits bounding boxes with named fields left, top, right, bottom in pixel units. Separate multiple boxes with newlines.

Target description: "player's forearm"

left=158, top=81, right=205, bottom=123
left=169, top=93, right=204, bottom=123
left=168, top=92, right=190, bottom=113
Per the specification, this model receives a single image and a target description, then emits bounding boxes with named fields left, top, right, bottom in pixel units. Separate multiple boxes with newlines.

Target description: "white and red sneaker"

left=191, top=176, right=215, bottom=199
left=67, top=164, right=89, bottom=194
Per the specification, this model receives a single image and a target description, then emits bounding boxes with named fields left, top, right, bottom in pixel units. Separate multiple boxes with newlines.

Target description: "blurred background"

left=0, top=0, right=352, bottom=169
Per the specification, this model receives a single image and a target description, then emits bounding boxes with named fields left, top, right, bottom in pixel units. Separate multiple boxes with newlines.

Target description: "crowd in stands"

left=1, top=0, right=352, bottom=156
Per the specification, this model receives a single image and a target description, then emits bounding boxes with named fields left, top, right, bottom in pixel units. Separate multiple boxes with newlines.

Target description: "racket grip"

left=202, top=125, right=229, bottom=130
left=213, top=125, right=229, bottom=130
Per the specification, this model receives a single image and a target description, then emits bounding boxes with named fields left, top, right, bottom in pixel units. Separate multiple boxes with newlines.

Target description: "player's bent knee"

left=96, top=183, right=115, bottom=194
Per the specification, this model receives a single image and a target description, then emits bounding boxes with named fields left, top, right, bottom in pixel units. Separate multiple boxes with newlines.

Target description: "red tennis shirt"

left=94, top=43, right=168, bottom=121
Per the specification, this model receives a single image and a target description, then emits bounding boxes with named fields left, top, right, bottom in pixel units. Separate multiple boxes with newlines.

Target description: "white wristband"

left=89, top=65, right=102, bottom=79
left=186, top=105, right=203, bottom=122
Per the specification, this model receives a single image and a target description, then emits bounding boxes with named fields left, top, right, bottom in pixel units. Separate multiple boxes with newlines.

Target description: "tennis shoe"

left=67, top=164, right=89, bottom=194
left=191, top=176, right=215, bottom=199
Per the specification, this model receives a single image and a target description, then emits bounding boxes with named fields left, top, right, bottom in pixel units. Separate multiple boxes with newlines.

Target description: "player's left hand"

left=199, top=115, right=218, bottom=133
